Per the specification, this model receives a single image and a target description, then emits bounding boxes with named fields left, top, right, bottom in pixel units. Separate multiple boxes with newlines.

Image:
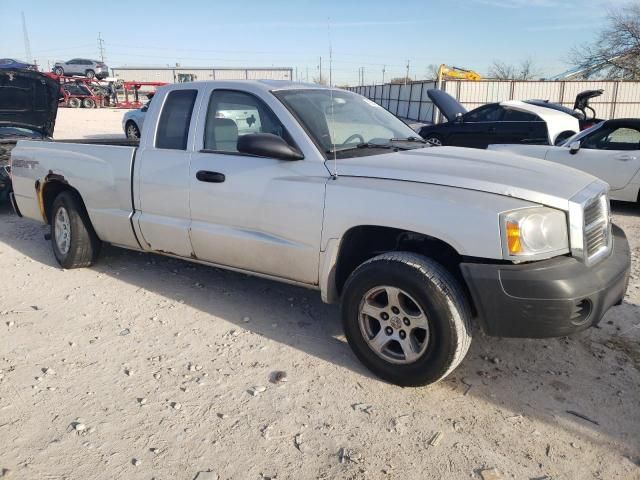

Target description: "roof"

left=602, top=118, right=640, bottom=128
left=111, top=66, right=293, bottom=71
left=156, top=79, right=331, bottom=92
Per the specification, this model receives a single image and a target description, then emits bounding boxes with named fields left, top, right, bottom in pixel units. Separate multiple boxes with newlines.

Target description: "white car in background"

left=489, top=119, right=640, bottom=203
left=122, top=102, right=149, bottom=139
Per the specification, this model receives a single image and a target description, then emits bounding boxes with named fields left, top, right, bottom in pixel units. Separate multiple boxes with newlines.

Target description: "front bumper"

left=460, top=225, right=630, bottom=338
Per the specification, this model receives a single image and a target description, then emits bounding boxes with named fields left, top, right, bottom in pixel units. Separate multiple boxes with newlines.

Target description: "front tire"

left=85, top=69, right=95, bottom=79
left=67, top=97, right=81, bottom=108
left=425, top=134, right=443, bottom=146
left=125, top=121, right=141, bottom=139
left=51, top=191, right=101, bottom=269
left=341, top=252, right=472, bottom=386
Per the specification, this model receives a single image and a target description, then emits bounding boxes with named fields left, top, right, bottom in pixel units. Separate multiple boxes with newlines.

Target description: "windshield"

left=274, top=89, right=419, bottom=156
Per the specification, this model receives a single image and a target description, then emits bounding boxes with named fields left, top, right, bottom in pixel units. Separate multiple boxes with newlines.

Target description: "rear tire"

left=67, top=97, right=81, bottom=108
left=82, top=98, right=96, bottom=109
left=53, top=66, right=64, bottom=76
left=341, top=252, right=472, bottom=386
left=51, top=191, right=101, bottom=269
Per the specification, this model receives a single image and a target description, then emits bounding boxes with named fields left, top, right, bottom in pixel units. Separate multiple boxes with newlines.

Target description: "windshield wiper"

left=325, top=142, right=396, bottom=155
left=388, top=136, right=427, bottom=144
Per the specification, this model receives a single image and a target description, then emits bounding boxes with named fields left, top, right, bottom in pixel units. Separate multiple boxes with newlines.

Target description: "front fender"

left=318, top=177, right=539, bottom=303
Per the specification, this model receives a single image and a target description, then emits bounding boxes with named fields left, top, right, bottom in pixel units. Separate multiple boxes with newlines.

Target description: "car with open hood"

left=0, top=69, right=59, bottom=203
left=419, top=89, right=580, bottom=148
left=9, top=81, right=630, bottom=387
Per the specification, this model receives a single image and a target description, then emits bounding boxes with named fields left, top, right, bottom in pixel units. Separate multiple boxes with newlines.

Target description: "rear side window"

left=503, top=109, right=540, bottom=122
left=465, top=104, right=504, bottom=122
left=155, top=89, right=197, bottom=150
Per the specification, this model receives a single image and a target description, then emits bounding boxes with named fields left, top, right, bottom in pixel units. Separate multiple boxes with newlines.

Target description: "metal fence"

left=348, top=80, right=640, bottom=123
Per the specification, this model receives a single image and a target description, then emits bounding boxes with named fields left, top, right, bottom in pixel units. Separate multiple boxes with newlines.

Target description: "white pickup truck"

left=9, top=81, right=631, bottom=386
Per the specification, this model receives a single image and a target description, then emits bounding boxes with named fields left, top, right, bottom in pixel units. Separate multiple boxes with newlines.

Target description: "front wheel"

left=424, top=135, right=443, bottom=146
left=51, top=191, right=101, bottom=269
left=85, top=69, right=95, bottom=79
left=341, top=252, right=472, bottom=386
left=67, top=97, right=81, bottom=108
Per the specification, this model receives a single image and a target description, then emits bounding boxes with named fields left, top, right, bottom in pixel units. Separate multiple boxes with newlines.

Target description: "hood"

left=427, top=89, right=467, bottom=121
left=0, top=69, right=60, bottom=137
left=334, top=146, right=599, bottom=210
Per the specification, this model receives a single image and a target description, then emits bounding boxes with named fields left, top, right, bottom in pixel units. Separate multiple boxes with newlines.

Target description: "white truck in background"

left=9, top=80, right=631, bottom=386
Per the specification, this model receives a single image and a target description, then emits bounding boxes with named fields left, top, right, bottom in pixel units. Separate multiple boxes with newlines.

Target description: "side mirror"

left=237, top=133, right=303, bottom=161
left=569, top=141, right=581, bottom=154
left=454, top=112, right=464, bottom=123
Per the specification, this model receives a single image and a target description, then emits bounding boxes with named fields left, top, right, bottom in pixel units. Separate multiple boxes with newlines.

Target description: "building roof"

left=112, top=66, right=292, bottom=71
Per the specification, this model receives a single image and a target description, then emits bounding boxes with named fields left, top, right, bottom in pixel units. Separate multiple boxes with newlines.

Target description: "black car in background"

left=419, top=89, right=582, bottom=149
left=0, top=69, right=60, bottom=204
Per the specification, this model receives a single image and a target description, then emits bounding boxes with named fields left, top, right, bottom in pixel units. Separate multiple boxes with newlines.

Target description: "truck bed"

left=10, top=139, right=140, bottom=250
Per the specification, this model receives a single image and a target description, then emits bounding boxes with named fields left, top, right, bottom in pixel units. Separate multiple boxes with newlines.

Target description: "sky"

left=0, top=0, right=629, bottom=85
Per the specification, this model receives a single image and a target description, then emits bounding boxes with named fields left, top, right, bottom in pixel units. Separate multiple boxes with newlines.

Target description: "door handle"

left=616, top=154, right=637, bottom=161
left=196, top=170, right=226, bottom=183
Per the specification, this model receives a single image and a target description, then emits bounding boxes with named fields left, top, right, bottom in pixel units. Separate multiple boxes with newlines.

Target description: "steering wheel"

left=343, top=133, right=365, bottom=145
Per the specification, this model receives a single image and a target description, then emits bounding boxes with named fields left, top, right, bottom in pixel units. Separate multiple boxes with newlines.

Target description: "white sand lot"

left=0, top=107, right=639, bottom=479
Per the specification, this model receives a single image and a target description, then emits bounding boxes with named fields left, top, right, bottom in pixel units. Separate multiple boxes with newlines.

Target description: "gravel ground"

left=0, top=109, right=639, bottom=480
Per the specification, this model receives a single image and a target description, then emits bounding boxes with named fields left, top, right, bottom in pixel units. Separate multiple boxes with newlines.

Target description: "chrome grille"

left=583, top=194, right=610, bottom=263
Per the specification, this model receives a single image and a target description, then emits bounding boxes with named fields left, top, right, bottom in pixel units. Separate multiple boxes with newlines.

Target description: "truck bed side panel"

left=11, top=140, right=140, bottom=249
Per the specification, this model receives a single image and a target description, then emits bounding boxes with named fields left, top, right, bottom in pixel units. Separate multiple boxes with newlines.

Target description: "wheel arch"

left=323, top=225, right=475, bottom=313
left=39, top=177, right=90, bottom=227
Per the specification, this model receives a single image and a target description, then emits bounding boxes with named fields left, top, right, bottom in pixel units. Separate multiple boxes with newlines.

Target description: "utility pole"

left=306, top=67, right=309, bottom=82
left=361, top=67, right=365, bottom=86
left=382, top=65, right=386, bottom=84
left=21, top=12, right=32, bottom=63
left=98, top=32, right=106, bottom=62
left=405, top=60, right=410, bottom=85
left=319, top=56, right=322, bottom=84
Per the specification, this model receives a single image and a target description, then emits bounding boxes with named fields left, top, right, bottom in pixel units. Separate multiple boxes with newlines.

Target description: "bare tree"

left=488, top=58, right=540, bottom=80
left=570, top=3, right=640, bottom=79
left=389, top=77, right=410, bottom=84
left=425, top=64, right=440, bottom=79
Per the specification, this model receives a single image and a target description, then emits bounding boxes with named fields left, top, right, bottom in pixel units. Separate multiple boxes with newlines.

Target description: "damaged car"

left=419, top=89, right=580, bottom=148
left=0, top=69, right=59, bottom=204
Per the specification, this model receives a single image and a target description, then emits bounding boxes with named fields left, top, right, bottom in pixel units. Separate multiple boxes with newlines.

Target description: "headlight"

left=500, top=207, right=569, bottom=261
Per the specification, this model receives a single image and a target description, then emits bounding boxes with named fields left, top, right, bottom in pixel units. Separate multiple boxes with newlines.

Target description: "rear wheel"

left=125, top=121, right=141, bottom=139
left=51, top=191, right=101, bottom=269
left=85, top=69, right=95, bottom=79
left=67, top=97, right=81, bottom=108
left=341, top=252, right=472, bottom=386
left=53, top=66, right=64, bottom=76
left=82, top=98, right=96, bottom=109
left=554, top=130, right=576, bottom=145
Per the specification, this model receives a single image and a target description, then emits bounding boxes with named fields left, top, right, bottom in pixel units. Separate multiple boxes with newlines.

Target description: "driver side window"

left=465, top=104, right=504, bottom=122
left=203, top=90, right=289, bottom=152
left=582, top=126, right=640, bottom=151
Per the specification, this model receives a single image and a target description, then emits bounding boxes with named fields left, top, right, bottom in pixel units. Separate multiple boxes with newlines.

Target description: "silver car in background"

left=52, top=59, right=109, bottom=79
left=122, top=101, right=150, bottom=139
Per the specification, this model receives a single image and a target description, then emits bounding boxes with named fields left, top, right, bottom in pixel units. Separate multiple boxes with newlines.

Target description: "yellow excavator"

left=437, top=64, right=482, bottom=81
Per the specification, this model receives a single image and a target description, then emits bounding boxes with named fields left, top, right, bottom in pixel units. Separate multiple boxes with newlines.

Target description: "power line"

left=97, top=32, right=105, bottom=62
left=21, top=11, right=32, bottom=62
